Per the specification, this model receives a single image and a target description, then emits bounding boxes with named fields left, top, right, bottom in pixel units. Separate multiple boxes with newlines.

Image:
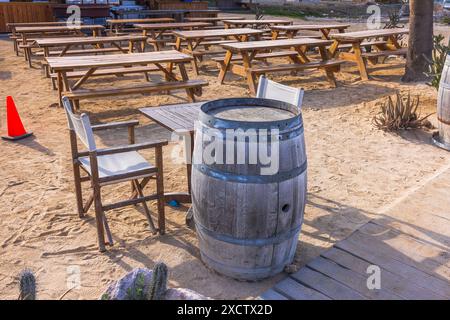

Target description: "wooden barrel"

left=191, top=98, right=307, bottom=281
left=434, top=54, right=450, bottom=150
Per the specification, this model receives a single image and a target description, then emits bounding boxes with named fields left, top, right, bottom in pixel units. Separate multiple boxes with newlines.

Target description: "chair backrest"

left=62, top=97, right=96, bottom=152
left=256, top=75, right=304, bottom=109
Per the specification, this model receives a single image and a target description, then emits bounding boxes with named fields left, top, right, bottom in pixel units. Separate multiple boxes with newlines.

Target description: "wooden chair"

left=62, top=97, right=168, bottom=252
left=256, top=75, right=304, bottom=109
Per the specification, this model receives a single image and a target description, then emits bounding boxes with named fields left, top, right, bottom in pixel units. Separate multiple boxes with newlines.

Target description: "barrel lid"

left=199, top=98, right=302, bottom=131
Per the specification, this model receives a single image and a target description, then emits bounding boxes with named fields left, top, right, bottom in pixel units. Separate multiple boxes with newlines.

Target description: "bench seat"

left=338, top=40, right=388, bottom=50
left=35, top=47, right=129, bottom=57
left=50, top=66, right=160, bottom=79
left=63, top=79, right=209, bottom=101
left=212, top=50, right=300, bottom=63
left=249, top=59, right=344, bottom=74
left=362, top=47, right=407, bottom=58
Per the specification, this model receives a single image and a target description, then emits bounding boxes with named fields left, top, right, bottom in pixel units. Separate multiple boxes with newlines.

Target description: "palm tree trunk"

left=402, top=0, right=434, bottom=82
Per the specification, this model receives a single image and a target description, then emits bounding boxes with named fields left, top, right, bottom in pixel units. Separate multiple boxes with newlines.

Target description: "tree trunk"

left=402, top=0, right=434, bottom=82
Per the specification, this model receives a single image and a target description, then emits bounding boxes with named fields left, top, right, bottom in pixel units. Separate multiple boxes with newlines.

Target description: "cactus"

left=147, top=262, right=168, bottom=300
left=18, top=269, right=36, bottom=300
left=125, top=272, right=148, bottom=300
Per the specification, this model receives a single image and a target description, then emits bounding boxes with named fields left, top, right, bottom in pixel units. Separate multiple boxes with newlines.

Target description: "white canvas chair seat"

left=79, top=151, right=156, bottom=184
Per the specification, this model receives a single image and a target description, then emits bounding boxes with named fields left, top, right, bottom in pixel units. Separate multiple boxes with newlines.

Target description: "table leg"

left=218, top=50, right=233, bottom=84
left=352, top=42, right=369, bottom=81
left=241, top=51, right=257, bottom=95
left=318, top=46, right=337, bottom=87
left=187, top=39, right=199, bottom=75
left=178, top=63, right=195, bottom=102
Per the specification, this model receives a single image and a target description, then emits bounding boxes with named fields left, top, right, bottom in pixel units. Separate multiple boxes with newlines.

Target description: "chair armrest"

left=94, top=140, right=168, bottom=157
left=91, top=120, right=139, bottom=132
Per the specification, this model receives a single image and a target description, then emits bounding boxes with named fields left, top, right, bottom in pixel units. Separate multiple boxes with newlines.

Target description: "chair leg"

left=102, top=214, right=114, bottom=245
left=93, top=186, right=106, bottom=252
left=133, top=179, right=157, bottom=234
left=73, top=163, right=84, bottom=218
left=155, top=146, right=166, bottom=235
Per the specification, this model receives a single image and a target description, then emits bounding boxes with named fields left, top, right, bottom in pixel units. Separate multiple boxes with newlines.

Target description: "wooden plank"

left=221, top=38, right=333, bottom=51
left=47, top=51, right=193, bottom=70
left=107, top=18, right=175, bottom=25
left=259, top=289, right=289, bottom=300
left=335, top=239, right=450, bottom=298
left=347, top=225, right=450, bottom=279
left=172, top=28, right=264, bottom=39
left=35, top=35, right=146, bottom=47
left=308, top=256, right=402, bottom=299
left=331, top=28, right=409, bottom=41
left=322, top=247, right=447, bottom=299
left=140, top=102, right=202, bottom=132
left=15, top=25, right=104, bottom=33
left=223, top=19, right=291, bottom=25
left=358, top=222, right=450, bottom=272
left=271, top=24, right=350, bottom=31
left=63, top=80, right=208, bottom=100
left=274, top=277, right=330, bottom=300
left=134, top=22, right=211, bottom=30
left=291, top=267, right=367, bottom=300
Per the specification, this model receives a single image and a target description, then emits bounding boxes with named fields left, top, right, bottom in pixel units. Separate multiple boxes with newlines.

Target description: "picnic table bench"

left=171, top=28, right=265, bottom=75
left=106, top=18, right=175, bottom=36
left=271, top=24, right=350, bottom=40
left=140, top=102, right=204, bottom=204
left=15, top=25, right=105, bottom=67
left=329, top=28, right=409, bottom=80
left=184, top=16, right=244, bottom=26
left=46, top=51, right=208, bottom=109
left=223, top=19, right=292, bottom=29
left=134, top=22, right=212, bottom=51
left=218, top=38, right=343, bottom=94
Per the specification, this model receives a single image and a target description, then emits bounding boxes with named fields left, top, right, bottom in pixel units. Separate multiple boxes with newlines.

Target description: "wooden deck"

left=260, top=165, right=450, bottom=300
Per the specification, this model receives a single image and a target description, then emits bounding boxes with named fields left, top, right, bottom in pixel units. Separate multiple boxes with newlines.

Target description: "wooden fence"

left=0, top=2, right=54, bottom=33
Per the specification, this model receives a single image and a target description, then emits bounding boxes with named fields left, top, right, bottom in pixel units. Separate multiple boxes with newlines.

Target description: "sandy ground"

left=0, top=15, right=449, bottom=299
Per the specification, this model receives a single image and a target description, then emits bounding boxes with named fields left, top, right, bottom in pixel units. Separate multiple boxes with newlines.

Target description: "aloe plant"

left=424, top=35, right=450, bottom=90
left=373, top=92, right=433, bottom=131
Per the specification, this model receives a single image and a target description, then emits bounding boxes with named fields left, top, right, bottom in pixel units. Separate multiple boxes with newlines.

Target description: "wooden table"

left=219, top=38, right=343, bottom=94
left=140, top=102, right=203, bottom=204
left=329, top=28, right=409, bottom=80
left=7, top=21, right=72, bottom=56
left=134, top=22, right=212, bottom=51
left=223, top=19, right=292, bottom=29
left=106, top=18, right=175, bottom=35
left=271, top=24, right=350, bottom=40
left=185, top=16, right=243, bottom=26
left=35, top=35, right=147, bottom=78
left=15, top=25, right=105, bottom=67
left=172, top=28, right=265, bottom=75
left=46, top=51, right=207, bottom=108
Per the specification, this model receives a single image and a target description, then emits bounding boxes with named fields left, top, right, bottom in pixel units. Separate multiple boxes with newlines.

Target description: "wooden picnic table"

left=134, top=22, right=212, bottom=51
left=271, top=24, right=350, bottom=40
left=7, top=21, right=74, bottom=56
left=223, top=19, right=292, bottom=29
left=15, top=25, right=105, bottom=67
left=46, top=51, right=208, bottom=108
left=172, top=28, right=265, bottom=75
left=219, top=38, right=343, bottom=94
left=140, top=102, right=203, bottom=204
left=106, top=18, right=175, bottom=35
left=34, top=35, right=147, bottom=79
left=329, top=28, right=409, bottom=80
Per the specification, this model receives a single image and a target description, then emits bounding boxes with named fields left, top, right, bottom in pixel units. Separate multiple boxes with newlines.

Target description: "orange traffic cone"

left=2, top=96, right=33, bottom=141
